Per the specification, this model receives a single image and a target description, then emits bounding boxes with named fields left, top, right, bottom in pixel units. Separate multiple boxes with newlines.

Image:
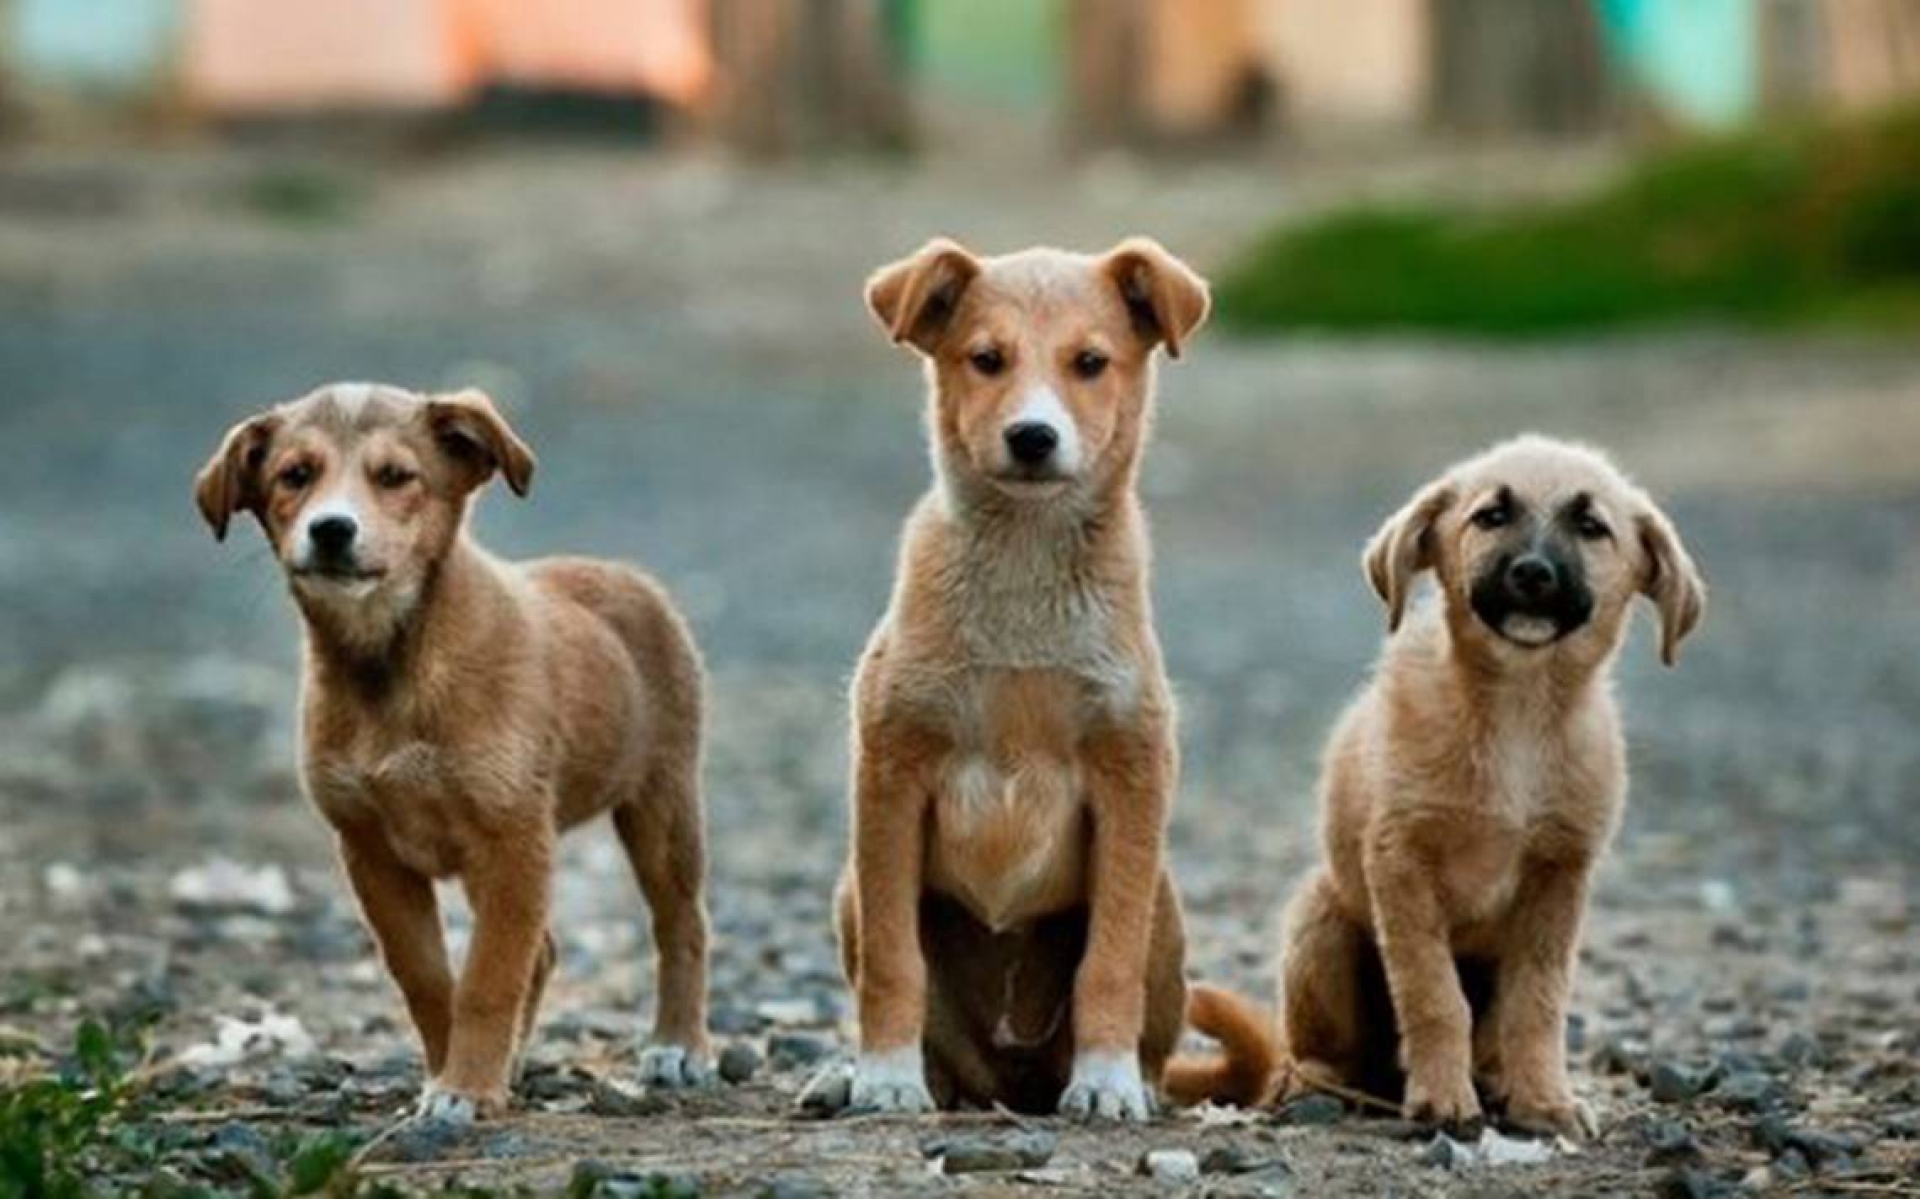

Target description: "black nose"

left=1506, top=554, right=1558, bottom=599
left=309, top=515, right=358, bottom=555
left=1004, top=422, right=1059, bottom=466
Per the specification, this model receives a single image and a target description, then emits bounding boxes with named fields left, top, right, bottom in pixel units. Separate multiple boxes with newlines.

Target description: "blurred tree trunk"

left=1428, top=0, right=1611, bottom=136
left=1065, top=0, right=1150, bottom=148
left=705, top=0, right=911, bottom=156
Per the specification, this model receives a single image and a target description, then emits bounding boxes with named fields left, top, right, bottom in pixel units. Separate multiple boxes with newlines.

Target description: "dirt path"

left=0, top=143, right=1914, bottom=1195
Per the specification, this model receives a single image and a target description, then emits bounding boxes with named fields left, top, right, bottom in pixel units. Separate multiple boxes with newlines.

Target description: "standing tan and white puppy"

left=195, top=384, right=713, bottom=1121
left=830, top=238, right=1209, bottom=1119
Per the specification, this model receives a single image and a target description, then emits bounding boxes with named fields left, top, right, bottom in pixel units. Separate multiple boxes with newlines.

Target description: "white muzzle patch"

left=1006, top=386, right=1081, bottom=474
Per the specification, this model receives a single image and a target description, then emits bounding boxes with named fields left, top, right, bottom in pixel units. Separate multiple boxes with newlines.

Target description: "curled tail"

left=1160, top=984, right=1283, bottom=1107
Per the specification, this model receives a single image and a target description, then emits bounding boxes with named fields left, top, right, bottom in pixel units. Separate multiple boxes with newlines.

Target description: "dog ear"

left=1637, top=504, right=1705, bottom=667
left=1103, top=237, right=1211, bottom=360
left=1363, top=480, right=1454, bottom=632
left=426, top=389, right=536, bottom=497
left=865, top=238, right=981, bottom=354
left=194, top=412, right=281, bottom=541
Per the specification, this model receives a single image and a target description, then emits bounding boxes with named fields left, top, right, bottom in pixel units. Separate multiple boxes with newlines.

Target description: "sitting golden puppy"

left=195, top=384, right=712, bottom=1121
left=832, top=238, right=1208, bottom=1119
left=1168, top=435, right=1705, bottom=1139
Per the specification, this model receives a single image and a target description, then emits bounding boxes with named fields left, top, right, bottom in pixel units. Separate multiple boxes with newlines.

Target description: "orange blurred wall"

left=185, top=0, right=710, bottom=114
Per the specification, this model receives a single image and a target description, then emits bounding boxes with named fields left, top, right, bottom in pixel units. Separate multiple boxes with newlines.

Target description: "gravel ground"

left=0, top=141, right=1915, bottom=1196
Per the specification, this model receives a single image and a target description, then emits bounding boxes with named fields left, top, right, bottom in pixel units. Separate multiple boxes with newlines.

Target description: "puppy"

left=1167, top=435, right=1705, bottom=1138
left=194, top=383, right=712, bottom=1120
left=830, top=238, right=1209, bottom=1119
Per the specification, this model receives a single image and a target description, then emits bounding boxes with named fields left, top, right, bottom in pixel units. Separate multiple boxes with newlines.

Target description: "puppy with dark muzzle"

left=1165, top=435, right=1706, bottom=1140
left=195, top=383, right=713, bottom=1121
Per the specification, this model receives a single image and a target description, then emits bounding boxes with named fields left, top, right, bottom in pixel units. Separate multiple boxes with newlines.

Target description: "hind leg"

left=1278, top=871, right=1372, bottom=1099
left=612, top=761, right=712, bottom=1087
left=512, top=931, right=558, bottom=1083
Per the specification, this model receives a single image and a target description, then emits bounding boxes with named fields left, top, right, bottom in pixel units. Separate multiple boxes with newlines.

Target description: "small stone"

left=718, top=1042, right=762, bottom=1084
left=387, top=1118, right=469, bottom=1163
left=1649, top=1061, right=1709, bottom=1104
left=796, top=1061, right=851, bottom=1116
left=588, top=1078, right=669, bottom=1118
left=1713, top=1072, right=1785, bottom=1112
left=1274, top=1093, right=1345, bottom=1125
left=208, top=1121, right=276, bottom=1179
left=1590, top=1036, right=1648, bottom=1076
left=1138, top=1148, right=1200, bottom=1184
left=1657, top=1166, right=1716, bottom=1199
left=1200, top=1145, right=1285, bottom=1175
left=759, top=1178, right=830, bottom=1199
left=709, top=1004, right=766, bottom=1036
left=1772, top=1148, right=1811, bottom=1180
left=1645, top=1120, right=1704, bottom=1167
left=1784, top=1127, right=1865, bottom=1168
left=1776, top=1032, right=1827, bottom=1070
left=937, top=1130, right=1057, bottom=1175
left=767, top=1032, right=830, bottom=1072
left=1419, top=1134, right=1466, bottom=1170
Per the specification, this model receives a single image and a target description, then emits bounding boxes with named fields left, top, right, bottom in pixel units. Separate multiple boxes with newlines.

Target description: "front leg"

left=1061, top=722, right=1173, bottom=1123
left=1366, top=829, right=1481, bottom=1131
left=339, top=834, right=454, bottom=1076
left=425, top=828, right=555, bottom=1122
left=848, top=732, right=935, bottom=1112
left=1488, top=858, right=1596, bottom=1140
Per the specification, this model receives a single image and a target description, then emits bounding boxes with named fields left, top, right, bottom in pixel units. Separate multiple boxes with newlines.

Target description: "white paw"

left=1058, top=1050, right=1153, bottom=1122
left=414, top=1084, right=478, bottom=1126
left=849, top=1046, right=934, bottom=1113
left=638, top=1042, right=716, bottom=1089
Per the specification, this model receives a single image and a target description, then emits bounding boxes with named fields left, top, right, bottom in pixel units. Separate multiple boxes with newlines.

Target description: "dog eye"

left=276, top=463, right=314, bottom=490
left=968, top=347, right=1005, bottom=377
left=374, top=465, right=417, bottom=490
left=1470, top=505, right=1509, bottom=530
left=1072, top=350, right=1109, bottom=380
left=1573, top=513, right=1610, bottom=540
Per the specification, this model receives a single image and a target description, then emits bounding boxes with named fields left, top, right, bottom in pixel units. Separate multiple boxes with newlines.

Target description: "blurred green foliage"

left=1217, top=108, right=1920, bottom=336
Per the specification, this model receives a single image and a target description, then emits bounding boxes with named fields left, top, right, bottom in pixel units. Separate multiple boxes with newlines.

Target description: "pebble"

left=767, top=1032, right=831, bottom=1072
left=1776, top=1032, right=1827, bottom=1070
left=588, top=1079, right=669, bottom=1118
left=1644, top=1120, right=1704, bottom=1167
left=1200, top=1145, right=1287, bottom=1175
left=1138, top=1148, right=1200, bottom=1184
left=1649, top=1060, right=1712, bottom=1103
left=1274, top=1093, right=1345, bottom=1125
left=932, top=1130, right=1057, bottom=1175
left=1657, top=1166, right=1720, bottom=1199
left=796, top=1061, right=851, bottom=1115
left=1713, top=1072, right=1785, bottom=1112
left=717, top=1041, right=762, bottom=1084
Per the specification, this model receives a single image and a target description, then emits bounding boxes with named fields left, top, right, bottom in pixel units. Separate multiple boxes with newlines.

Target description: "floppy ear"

left=864, top=238, right=981, bottom=355
left=1637, top=504, right=1706, bottom=667
left=1103, top=237, right=1211, bottom=360
left=1363, top=480, right=1455, bottom=632
left=426, top=389, right=536, bottom=497
left=194, top=412, right=280, bottom=541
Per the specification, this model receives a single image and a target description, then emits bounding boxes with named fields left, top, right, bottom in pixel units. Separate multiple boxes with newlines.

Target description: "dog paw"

left=1404, top=1072, right=1483, bottom=1136
left=1506, top=1092, right=1597, bottom=1141
left=413, top=1083, right=484, bottom=1126
left=1058, top=1050, right=1153, bottom=1122
left=849, top=1047, right=935, bottom=1113
left=638, top=1042, right=715, bottom=1089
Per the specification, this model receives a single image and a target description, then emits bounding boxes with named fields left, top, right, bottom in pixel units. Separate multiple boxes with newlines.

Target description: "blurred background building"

left=2, top=0, right=1917, bottom=151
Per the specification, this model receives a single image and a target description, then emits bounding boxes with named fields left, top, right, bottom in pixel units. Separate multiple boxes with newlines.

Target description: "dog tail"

left=1160, top=984, right=1283, bottom=1108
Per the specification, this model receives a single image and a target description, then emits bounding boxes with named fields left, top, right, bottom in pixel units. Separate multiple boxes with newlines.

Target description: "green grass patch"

left=1215, top=108, right=1920, bottom=337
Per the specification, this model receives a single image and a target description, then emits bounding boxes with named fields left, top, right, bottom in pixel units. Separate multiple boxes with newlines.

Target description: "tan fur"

left=1173, top=436, right=1705, bottom=1138
left=194, top=383, right=711, bottom=1115
left=836, top=238, right=1207, bottom=1116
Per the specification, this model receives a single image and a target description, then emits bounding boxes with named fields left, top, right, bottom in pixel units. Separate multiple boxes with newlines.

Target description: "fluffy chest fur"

left=871, top=492, right=1161, bottom=931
